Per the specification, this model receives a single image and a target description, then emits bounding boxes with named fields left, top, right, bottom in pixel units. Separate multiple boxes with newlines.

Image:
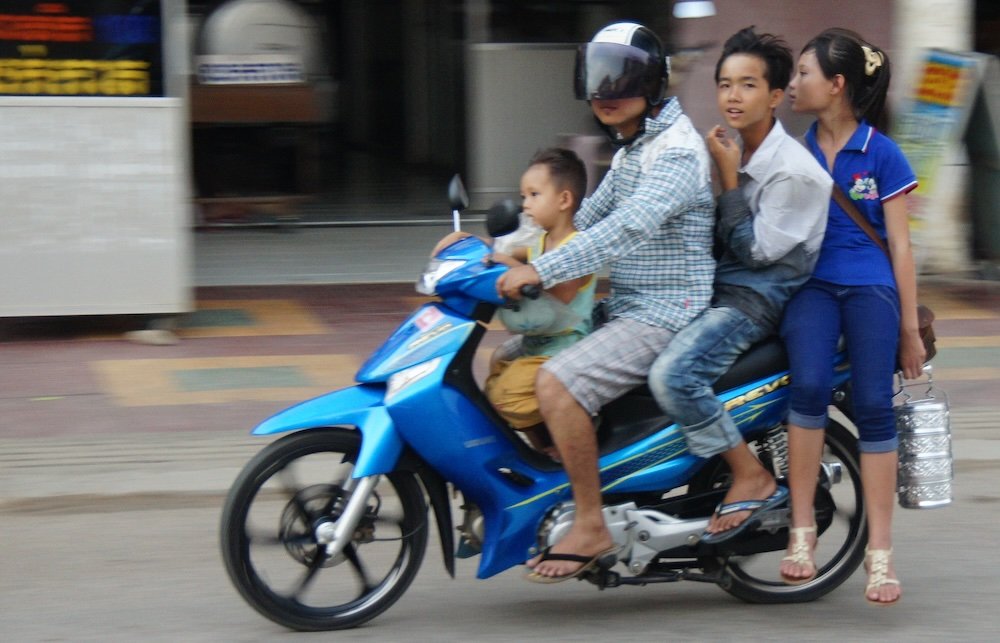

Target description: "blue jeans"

left=649, top=306, right=770, bottom=458
left=780, top=279, right=900, bottom=453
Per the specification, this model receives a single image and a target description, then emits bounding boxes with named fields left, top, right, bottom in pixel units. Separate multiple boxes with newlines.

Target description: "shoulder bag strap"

left=797, top=131, right=890, bottom=258
left=831, top=185, right=890, bottom=258
left=833, top=185, right=935, bottom=332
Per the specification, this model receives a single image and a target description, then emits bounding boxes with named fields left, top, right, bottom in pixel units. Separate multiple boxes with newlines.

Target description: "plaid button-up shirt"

left=532, top=98, right=716, bottom=331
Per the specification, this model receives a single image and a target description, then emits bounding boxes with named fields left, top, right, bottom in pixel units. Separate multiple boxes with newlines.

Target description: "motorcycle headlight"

left=416, top=259, right=465, bottom=295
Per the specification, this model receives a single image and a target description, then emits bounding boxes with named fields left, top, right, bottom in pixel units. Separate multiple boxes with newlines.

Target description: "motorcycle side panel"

left=450, top=369, right=809, bottom=575
left=251, top=385, right=404, bottom=477
left=386, top=376, right=722, bottom=578
left=607, top=366, right=852, bottom=494
left=357, top=303, right=477, bottom=383
left=725, top=371, right=793, bottom=433
left=596, top=432, right=704, bottom=495
left=385, top=378, right=563, bottom=577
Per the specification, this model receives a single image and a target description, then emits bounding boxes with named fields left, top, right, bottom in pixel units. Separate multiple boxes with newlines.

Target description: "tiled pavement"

left=0, top=277, right=998, bottom=505
left=0, top=283, right=473, bottom=439
left=1, top=277, right=997, bottom=431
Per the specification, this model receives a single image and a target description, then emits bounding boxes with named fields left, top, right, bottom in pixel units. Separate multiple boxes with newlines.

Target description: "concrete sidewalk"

left=1, top=278, right=998, bottom=510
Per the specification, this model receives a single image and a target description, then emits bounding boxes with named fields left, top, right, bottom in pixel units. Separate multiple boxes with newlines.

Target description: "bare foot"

left=526, top=523, right=615, bottom=580
left=705, top=471, right=777, bottom=534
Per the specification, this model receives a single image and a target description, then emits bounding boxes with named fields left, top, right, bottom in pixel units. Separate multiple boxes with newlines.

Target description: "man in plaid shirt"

left=498, top=22, right=715, bottom=583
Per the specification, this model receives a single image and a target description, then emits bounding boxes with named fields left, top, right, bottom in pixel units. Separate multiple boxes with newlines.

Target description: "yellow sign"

left=915, top=61, right=967, bottom=107
left=0, top=58, right=150, bottom=95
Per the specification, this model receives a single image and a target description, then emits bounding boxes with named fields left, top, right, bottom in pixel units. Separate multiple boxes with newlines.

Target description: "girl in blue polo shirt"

left=778, top=28, right=924, bottom=606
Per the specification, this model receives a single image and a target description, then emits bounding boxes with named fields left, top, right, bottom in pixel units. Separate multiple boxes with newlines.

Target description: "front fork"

left=314, top=475, right=381, bottom=558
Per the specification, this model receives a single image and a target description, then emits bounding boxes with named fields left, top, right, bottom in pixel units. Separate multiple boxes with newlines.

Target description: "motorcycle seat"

left=595, top=336, right=789, bottom=454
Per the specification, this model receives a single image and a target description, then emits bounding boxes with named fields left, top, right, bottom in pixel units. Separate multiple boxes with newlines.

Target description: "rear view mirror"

left=486, top=199, right=520, bottom=238
left=448, top=175, right=469, bottom=212
left=448, top=174, right=469, bottom=232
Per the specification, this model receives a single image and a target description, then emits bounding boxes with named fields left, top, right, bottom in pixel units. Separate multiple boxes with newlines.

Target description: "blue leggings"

left=779, top=279, right=900, bottom=453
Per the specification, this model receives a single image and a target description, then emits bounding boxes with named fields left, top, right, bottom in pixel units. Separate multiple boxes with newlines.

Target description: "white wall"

left=0, top=99, right=191, bottom=316
left=465, top=44, right=601, bottom=208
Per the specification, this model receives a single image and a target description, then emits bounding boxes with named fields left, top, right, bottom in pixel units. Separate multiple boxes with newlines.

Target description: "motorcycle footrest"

left=608, top=570, right=684, bottom=586
left=754, top=508, right=790, bottom=531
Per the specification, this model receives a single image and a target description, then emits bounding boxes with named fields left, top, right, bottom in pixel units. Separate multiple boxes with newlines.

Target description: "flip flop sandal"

left=700, top=485, right=789, bottom=545
left=780, top=525, right=817, bottom=585
left=524, top=546, right=619, bottom=584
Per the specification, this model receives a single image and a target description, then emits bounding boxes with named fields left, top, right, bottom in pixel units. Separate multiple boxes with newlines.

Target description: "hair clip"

left=861, top=45, right=884, bottom=77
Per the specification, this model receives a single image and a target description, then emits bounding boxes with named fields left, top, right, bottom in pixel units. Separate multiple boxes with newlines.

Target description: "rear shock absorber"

left=759, top=424, right=790, bottom=478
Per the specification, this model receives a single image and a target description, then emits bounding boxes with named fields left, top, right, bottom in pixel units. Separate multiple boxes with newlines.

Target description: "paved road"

left=2, top=454, right=999, bottom=641
left=1, top=278, right=998, bottom=640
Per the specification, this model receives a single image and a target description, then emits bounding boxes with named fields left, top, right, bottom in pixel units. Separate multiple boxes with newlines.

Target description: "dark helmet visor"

left=574, top=42, right=661, bottom=101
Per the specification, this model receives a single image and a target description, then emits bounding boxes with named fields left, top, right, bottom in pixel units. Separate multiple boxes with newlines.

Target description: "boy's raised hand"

left=706, top=125, right=740, bottom=191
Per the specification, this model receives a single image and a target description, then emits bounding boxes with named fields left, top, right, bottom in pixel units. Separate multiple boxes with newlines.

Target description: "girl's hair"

left=715, top=26, right=793, bottom=90
left=529, top=147, right=588, bottom=212
left=802, top=28, right=891, bottom=130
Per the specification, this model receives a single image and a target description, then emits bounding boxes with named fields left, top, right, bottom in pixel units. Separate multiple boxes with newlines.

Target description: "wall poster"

left=894, top=49, right=980, bottom=197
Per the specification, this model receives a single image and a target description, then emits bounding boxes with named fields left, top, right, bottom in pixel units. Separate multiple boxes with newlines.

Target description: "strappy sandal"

left=864, top=547, right=901, bottom=606
left=780, top=525, right=817, bottom=585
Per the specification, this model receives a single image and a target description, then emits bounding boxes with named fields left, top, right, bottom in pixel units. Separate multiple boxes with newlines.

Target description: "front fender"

left=252, top=384, right=402, bottom=477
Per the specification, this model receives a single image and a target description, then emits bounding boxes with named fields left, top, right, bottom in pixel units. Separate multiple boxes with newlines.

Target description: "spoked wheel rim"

left=221, top=430, right=428, bottom=630
left=694, top=420, right=867, bottom=602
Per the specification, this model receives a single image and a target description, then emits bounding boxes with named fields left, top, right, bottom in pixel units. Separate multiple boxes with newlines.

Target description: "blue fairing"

left=427, top=236, right=508, bottom=308
left=252, top=384, right=403, bottom=478
left=357, top=303, right=477, bottom=382
left=384, top=373, right=705, bottom=578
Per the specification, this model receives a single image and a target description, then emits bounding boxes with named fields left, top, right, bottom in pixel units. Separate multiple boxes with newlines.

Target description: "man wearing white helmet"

left=498, top=21, right=715, bottom=583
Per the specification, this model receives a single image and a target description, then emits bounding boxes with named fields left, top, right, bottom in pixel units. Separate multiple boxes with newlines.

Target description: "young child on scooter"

left=435, top=148, right=594, bottom=455
left=485, top=148, right=596, bottom=456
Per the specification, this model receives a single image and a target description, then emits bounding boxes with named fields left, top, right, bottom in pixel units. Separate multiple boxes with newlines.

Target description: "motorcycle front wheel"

left=692, top=418, right=867, bottom=603
left=220, top=429, right=428, bottom=631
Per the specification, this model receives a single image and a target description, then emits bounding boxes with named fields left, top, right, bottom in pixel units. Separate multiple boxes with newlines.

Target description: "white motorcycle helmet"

left=574, top=22, right=671, bottom=145
left=574, top=22, right=670, bottom=105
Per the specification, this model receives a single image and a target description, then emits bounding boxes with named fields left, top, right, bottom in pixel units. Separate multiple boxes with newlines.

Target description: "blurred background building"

left=1, top=0, right=997, bottom=316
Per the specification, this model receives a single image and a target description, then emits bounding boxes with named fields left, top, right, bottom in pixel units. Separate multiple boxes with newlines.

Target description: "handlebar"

left=502, top=284, right=541, bottom=311
left=520, top=284, right=541, bottom=300
left=482, top=255, right=540, bottom=303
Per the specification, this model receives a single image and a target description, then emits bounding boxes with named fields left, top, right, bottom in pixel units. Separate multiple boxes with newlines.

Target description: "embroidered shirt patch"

left=849, top=171, right=879, bottom=200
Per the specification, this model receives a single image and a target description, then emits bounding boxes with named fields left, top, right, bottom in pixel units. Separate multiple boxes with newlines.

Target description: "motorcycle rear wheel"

left=220, top=429, right=428, bottom=631
left=693, top=419, right=867, bottom=603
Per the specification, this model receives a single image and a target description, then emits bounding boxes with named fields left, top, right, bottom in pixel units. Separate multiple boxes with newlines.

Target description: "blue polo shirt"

left=804, top=121, right=918, bottom=287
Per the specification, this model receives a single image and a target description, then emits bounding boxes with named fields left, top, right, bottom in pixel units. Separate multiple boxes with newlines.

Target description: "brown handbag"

left=830, top=186, right=937, bottom=364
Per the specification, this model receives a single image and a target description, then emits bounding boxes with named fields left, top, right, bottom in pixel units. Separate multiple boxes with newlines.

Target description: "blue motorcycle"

left=220, top=178, right=868, bottom=631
